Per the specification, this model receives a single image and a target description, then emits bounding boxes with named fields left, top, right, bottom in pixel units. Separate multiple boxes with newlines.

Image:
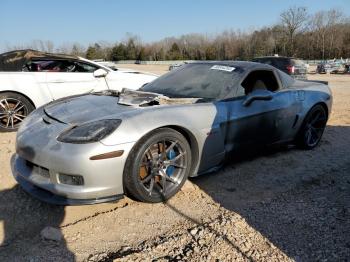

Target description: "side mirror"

left=243, top=90, right=273, bottom=107
left=93, top=69, right=108, bottom=78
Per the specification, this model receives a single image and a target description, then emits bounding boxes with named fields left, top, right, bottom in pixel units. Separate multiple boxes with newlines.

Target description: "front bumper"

left=12, top=136, right=135, bottom=205
left=12, top=166, right=123, bottom=205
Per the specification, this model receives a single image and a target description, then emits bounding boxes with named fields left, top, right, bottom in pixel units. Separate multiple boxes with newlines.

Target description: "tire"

left=295, top=104, right=327, bottom=150
left=0, top=92, right=35, bottom=132
left=123, top=128, right=192, bottom=203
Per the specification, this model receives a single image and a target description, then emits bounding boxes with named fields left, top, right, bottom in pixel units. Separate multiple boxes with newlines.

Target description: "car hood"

left=116, top=68, right=159, bottom=77
left=43, top=91, right=200, bottom=125
left=44, top=94, right=139, bottom=125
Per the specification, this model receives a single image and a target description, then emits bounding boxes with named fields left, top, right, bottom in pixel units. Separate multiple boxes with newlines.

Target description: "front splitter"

left=14, top=173, right=124, bottom=206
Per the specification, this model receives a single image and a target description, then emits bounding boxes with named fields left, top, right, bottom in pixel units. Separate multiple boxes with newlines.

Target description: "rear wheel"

left=0, top=92, right=35, bottom=132
left=296, top=105, right=327, bottom=149
left=123, top=128, right=191, bottom=203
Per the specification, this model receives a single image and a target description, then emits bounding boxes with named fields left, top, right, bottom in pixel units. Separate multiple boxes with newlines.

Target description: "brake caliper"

left=166, top=149, right=176, bottom=176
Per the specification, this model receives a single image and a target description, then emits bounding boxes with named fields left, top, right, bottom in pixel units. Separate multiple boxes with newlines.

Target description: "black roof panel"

left=0, top=49, right=79, bottom=71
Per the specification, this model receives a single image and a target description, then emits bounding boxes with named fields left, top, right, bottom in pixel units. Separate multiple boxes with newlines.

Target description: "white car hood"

left=116, top=67, right=158, bottom=76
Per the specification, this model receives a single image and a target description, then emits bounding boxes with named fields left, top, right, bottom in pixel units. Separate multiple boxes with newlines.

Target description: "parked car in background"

left=12, top=61, right=331, bottom=205
left=345, top=64, right=350, bottom=74
left=0, top=50, right=158, bottom=131
left=316, top=61, right=347, bottom=74
left=169, top=62, right=187, bottom=71
left=316, top=62, right=329, bottom=74
left=252, top=56, right=307, bottom=80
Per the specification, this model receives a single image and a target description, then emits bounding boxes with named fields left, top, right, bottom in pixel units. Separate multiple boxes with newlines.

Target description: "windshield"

left=142, top=63, right=243, bottom=100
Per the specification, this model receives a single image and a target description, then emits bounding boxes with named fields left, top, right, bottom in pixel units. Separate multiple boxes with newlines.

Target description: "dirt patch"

left=0, top=72, right=349, bottom=261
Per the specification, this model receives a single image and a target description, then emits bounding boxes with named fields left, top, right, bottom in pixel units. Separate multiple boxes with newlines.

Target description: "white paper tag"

left=210, top=65, right=235, bottom=72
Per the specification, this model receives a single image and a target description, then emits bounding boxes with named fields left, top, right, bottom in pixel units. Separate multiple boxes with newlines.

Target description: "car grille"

left=26, top=161, right=50, bottom=178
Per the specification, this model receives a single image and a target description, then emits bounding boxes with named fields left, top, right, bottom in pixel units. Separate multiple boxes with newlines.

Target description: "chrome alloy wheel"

left=304, top=107, right=327, bottom=147
left=138, top=139, right=188, bottom=197
left=0, top=98, right=29, bottom=130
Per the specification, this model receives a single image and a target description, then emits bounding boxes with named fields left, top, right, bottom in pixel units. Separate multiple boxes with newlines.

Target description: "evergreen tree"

left=167, top=43, right=182, bottom=60
left=110, top=43, right=127, bottom=61
left=126, top=39, right=137, bottom=60
left=86, top=46, right=97, bottom=59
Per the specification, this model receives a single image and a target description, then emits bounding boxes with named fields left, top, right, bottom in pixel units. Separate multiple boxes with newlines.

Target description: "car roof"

left=253, top=56, right=299, bottom=60
left=0, top=49, right=80, bottom=71
left=1, top=49, right=79, bottom=60
left=190, top=60, right=275, bottom=70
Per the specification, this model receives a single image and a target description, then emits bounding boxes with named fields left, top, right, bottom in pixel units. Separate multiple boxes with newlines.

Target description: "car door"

left=222, top=69, right=299, bottom=151
left=43, top=59, right=108, bottom=99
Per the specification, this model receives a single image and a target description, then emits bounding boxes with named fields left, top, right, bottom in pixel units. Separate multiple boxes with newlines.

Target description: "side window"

left=24, top=60, right=58, bottom=72
left=23, top=60, right=98, bottom=73
left=262, top=59, right=273, bottom=65
left=74, top=62, right=98, bottom=73
left=253, top=58, right=272, bottom=65
left=24, top=60, right=76, bottom=72
left=239, top=70, right=279, bottom=95
left=273, top=59, right=288, bottom=69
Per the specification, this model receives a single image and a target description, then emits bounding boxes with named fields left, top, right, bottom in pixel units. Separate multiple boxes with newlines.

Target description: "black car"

left=316, top=62, right=328, bottom=74
left=252, top=56, right=307, bottom=80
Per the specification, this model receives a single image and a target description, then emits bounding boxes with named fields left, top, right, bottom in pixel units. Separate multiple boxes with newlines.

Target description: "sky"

left=0, top=0, right=349, bottom=52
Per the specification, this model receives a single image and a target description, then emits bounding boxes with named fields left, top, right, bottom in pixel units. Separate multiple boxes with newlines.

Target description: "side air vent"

left=42, top=115, right=52, bottom=124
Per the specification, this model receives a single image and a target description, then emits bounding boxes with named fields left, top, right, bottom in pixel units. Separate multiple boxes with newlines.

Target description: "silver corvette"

left=12, top=62, right=332, bottom=205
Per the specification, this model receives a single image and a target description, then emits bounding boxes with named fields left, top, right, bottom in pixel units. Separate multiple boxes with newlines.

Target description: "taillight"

left=286, top=65, right=295, bottom=74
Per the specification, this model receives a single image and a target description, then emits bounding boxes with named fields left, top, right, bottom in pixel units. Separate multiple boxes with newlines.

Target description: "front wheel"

left=123, top=128, right=191, bottom=203
left=296, top=105, right=328, bottom=149
left=0, top=92, right=35, bottom=132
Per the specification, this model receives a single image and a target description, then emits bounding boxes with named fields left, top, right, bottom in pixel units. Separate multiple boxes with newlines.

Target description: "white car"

left=0, top=50, right=158, bottom=132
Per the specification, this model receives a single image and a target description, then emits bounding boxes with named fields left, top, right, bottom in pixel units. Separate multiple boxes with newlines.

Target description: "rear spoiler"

left=302, top=80, right=328, bottom=85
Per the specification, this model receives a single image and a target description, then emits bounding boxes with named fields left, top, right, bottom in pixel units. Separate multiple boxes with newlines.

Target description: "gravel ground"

left=0, top=71, right=349, bottom=262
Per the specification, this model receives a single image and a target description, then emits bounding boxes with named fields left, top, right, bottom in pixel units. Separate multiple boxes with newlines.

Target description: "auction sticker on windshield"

left=210, top=65, right=235, bottom=72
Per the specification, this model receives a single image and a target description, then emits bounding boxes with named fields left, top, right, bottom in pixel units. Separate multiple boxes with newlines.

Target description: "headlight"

left=57, top=119, right=121, bottom=144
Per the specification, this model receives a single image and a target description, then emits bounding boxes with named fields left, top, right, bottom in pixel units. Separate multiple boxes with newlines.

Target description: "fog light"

left=58, top=174, right=84, bottom=185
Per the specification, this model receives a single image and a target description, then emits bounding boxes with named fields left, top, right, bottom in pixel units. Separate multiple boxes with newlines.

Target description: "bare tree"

left=280, top=6, right=308, bottom=56
left=327, top=9, right=344, bottom=58
left=310, top=9, right=344, bottom=59
left=2, top=7, right=349, bottom=60
left=70, top=43, right=86, bottom=56
left=312, top=11, right=328, bottom=59
left=30, top=40, right=54, bottom=52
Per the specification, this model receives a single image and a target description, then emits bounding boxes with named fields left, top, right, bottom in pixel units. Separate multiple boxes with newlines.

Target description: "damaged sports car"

left=12, top=61, right=332, bottom=205
left=0, top=49, right=157, bottom=131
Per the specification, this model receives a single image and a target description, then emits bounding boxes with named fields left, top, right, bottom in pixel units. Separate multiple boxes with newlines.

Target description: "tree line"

left=6, top=6, right=350, bottom=61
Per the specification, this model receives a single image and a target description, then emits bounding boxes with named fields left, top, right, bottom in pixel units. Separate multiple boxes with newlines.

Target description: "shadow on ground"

left=0, top=185, right=74, bottom=261
left=193, top=125, right=350, bottom=261
left=2, top=126, right=349, bottom=261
